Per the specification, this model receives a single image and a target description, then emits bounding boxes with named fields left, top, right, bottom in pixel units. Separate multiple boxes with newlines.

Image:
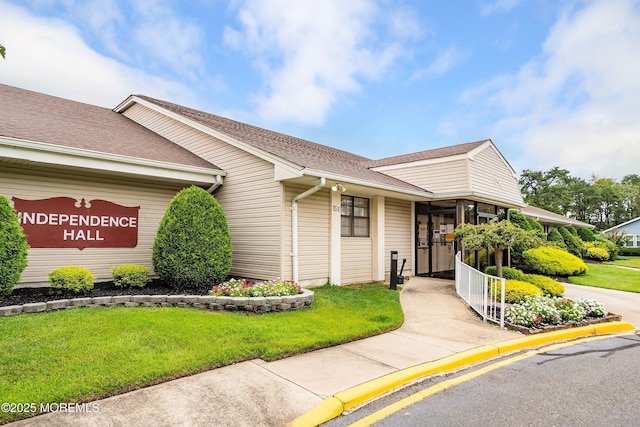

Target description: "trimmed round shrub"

left=558, top=227, right=582, bottom=258
left=508, top=210, right=532, bottom=231
left=528, top=219, right=546, bottom=240
left=582, top=242, right=610, bottom=261
left=48, top=266, right=95, bottom=293
left=153, top=186, right=232, bottom=289
left=522, top=274, right=565, bottom=297
left=484, top=266, right=526, bottom=281
left=566, top=225, right=578, bottom=237
left=111, top=264, right=151, bottom=288
left=594, top=234, right=618, bottom=261
left=0, top=195, right=29, bottom=298
left=491, top=279, right=543, bottom=304
left=577, top=227, right=596, bottom=242
left=546, top=228, right=566, bottom=249
left=523, top=246, right=588, bottom=276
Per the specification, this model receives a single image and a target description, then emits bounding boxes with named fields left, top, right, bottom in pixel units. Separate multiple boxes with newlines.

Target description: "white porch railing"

left=455, top=251, right=505, bottom=329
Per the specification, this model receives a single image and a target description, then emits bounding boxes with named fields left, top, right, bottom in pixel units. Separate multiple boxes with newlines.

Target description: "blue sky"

left=1, top=0, right=639, bottom=180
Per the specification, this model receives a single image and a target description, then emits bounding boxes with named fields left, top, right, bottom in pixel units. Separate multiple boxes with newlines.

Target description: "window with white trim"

left=341, top=195, right=370, bottom=237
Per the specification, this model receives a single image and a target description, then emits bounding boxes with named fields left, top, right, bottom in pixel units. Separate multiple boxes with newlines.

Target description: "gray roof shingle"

left=365, top=140, right=488, bottom=168
left=0, top=84, right=220, bottom=171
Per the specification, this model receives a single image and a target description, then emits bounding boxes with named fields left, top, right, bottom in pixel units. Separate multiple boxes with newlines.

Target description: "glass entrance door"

left=430, top=212, right=455, bottom=275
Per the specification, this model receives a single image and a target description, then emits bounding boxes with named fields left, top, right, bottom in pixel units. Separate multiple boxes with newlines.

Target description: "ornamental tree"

left=152, top=186, right=232, bottom=289
left=0, top=194, right=29, bottom=297
left=455, top=218, right=539, bottom=278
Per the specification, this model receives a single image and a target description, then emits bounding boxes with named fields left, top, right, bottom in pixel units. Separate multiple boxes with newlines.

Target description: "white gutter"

left=292, top=177, right=326, bottom=283
left=206, top=175, right=224, bottom=193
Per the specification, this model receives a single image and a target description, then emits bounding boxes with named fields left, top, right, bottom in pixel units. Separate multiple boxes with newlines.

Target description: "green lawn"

left=607, top=255, right=640, bottom=269
left=569, top=257, right=640, bottom=293
left=0, top=284, right=403, bottom=423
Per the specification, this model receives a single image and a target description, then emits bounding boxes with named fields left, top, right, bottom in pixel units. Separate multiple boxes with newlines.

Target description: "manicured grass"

left=569, top=260, right=640, bottom=293
left=606, top=255, right=640, bottom=269
left=0, top=284, right=402, bottom=423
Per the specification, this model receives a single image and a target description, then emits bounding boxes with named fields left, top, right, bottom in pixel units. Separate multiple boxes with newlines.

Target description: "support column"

left=329, top=189, right=342, bottom=285
left=372, top=196, right=385, bottom=282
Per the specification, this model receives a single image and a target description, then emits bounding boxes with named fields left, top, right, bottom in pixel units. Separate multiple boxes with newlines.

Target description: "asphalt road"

left=326, top=333, right=640, bottom=427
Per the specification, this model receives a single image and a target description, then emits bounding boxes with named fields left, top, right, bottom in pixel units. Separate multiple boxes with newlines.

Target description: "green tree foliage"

left=519, top=168, right=640, bottom=230
left=527, top=219, right=545, bottom=239
left=153, top=186, right=232, bottom=289
left=558, top=227, right=582, bottom=258
left=0, top=195, right=29, bottom=297
left=455, top=219, right=540, bottom=278
left=0, top=44, right=5, bottom=59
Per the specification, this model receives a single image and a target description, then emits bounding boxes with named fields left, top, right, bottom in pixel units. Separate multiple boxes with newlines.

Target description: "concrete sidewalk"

left=10, top=278, right=637, bottom=427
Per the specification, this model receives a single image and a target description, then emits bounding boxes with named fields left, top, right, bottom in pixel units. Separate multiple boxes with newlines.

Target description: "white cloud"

left=411, top=45, right=465, bottom=80
left=0, top=1, right=197, bottom=107
left=462, top=0, right=640, bottom=180
left=223, top=0, right=418, bottom=124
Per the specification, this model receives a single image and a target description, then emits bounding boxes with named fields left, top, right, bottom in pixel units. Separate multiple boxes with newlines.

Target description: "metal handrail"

left=455, top=251, right=505, bottom=328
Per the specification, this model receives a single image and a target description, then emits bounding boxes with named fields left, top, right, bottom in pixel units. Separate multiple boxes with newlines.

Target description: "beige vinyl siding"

left=385, top=198, right=413, bottom=277
left=341, top=237, right=373, bottom=284
left=469, top=146, right=523, bottom=206
left=379, top=159, right=469, bottom=193
left=2, top=165, right=183, bottom=286
left=122, top=104, right=282, bottom=280
left=282, top=184, right=330, bottom=283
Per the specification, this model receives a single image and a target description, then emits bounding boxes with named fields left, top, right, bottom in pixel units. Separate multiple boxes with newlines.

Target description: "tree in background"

left=519, top=167, right=640, bottom=230
left=0, top=44, right=5, bottom=59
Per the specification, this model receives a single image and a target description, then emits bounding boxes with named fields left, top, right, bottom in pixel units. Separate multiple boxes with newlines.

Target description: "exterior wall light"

left=331, top=183, right=346, bottom=192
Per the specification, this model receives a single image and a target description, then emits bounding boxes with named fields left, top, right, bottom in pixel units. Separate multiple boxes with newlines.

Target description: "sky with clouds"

left=1, top=0, right=639, bottom=180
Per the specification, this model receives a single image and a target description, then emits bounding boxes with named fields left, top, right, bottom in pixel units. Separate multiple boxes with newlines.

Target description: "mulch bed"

left=0, top=281, right=211, bottom=307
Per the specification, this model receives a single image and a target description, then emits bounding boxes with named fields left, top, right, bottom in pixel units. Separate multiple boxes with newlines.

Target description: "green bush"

left=577, top=227, right=596, bottom=242
left=153, top=186, right=232, bottom=289
left=582, top=242, right=610, bottom=261
left=620, top=247, right=640, bottom=256
left=558, top=227, right=582, bottom=258
left=508, top=210, right=532, bottom=231
left=48, top=266, right=95, bottom=294
left=491, top=279, right=543, bottom=304
left=594, top=234, right=618, bottom=261
left=523, top=246, right=588, bottom=276
left=528, top=219, right=546, bottom=240
left=547, top=228, right=566, bottom=249
left=566, top=225, right=578, bottom=237
left=484, top=266, right=526, bottom=281
left=0, top=195, right=29, bottom=298
left=522, top=274, right=565, bottom=297
left=111, top=264, right=150, bottom=288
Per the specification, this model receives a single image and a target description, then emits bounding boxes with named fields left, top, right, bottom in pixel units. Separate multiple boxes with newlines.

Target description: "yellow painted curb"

left=288, top=321, right=637, bottom=427
left=285, top=396, right=343, bottom=427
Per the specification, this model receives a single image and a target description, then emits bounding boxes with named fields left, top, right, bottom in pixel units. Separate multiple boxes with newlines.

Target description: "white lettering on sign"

left=20, top=212, right=137, bottom=228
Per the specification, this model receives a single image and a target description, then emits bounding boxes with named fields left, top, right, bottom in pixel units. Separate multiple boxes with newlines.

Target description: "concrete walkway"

left=10, top=278, right=638, bottom=427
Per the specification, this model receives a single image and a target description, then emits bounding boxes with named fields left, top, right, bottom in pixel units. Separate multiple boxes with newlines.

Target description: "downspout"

left=206, top=175, right=224, bottom=193
left=292, top=177, right=326, bottom=283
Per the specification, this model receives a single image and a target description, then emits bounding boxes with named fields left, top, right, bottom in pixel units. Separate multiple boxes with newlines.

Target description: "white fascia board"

left=117, top=96, right=303, bottom=173
left=520, top=209, right=596, bottom=229
left=431, top=190, right=526, bottom=208
left=602, top=216, right=640, bottom=233
left=370, top=153, right=469, bottom=172
left=0, top=136, right=224, bottom=184
left=302, top=168, right=434, bottom=198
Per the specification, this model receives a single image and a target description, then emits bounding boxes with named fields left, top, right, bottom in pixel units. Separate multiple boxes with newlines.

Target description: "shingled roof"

left=366, top=140, right=488, bottom=168
left=135, top=95, right=428, bottom=193
left=0, top=84, right=219, bottom=171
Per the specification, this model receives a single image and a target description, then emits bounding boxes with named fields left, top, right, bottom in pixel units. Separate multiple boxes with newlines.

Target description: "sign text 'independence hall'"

left=12, top=197, right=140, bottom=250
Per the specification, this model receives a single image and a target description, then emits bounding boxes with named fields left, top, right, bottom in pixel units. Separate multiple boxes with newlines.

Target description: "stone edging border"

left=0, top=289, right=314, bottom=317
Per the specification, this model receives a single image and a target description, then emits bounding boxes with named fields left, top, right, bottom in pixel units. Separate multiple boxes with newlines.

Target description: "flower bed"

left=503, top=295, right=621, bottom=335
left=210, top=278, right=302, bottom=297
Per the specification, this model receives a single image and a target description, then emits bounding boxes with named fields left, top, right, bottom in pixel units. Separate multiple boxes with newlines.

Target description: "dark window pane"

left=353, top=217, right=369, bottom=237
left=341, top=216, right=352, bottom=237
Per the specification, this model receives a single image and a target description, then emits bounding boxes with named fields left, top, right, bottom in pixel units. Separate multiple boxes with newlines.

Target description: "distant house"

left=603, top=217, right=640, bottom=248
left=519, top=205, right=595, bottom=232
left=1, top=83, right=526, bottom=287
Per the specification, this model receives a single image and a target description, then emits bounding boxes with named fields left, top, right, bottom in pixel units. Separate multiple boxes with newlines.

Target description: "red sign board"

left=12, top=197, right=140, bottom=250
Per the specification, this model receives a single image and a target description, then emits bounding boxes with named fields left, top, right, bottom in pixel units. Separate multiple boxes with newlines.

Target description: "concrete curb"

left=286, top=321, right=637, bottom=427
